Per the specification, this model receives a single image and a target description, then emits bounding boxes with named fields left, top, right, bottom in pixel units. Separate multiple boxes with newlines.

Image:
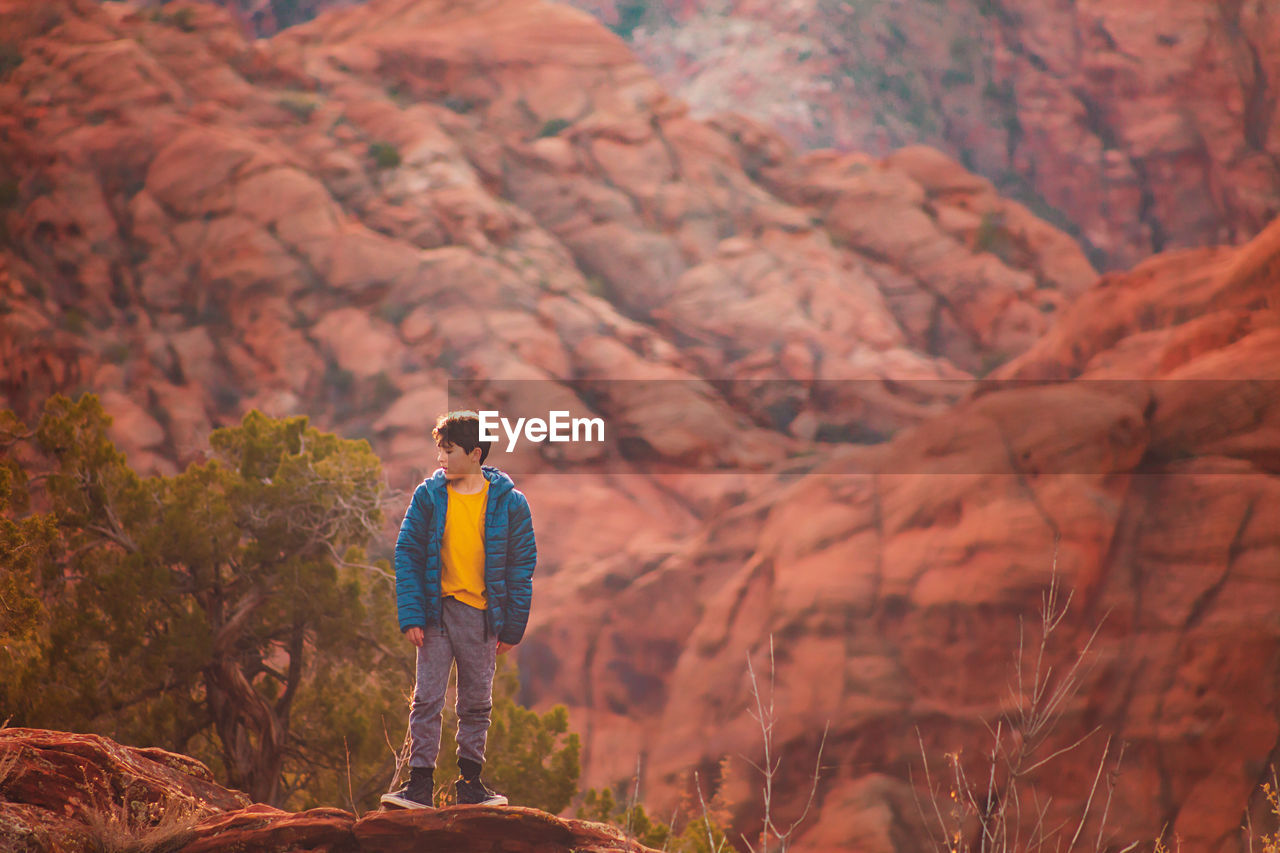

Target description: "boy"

left=381, top=410, right=537, bottom=809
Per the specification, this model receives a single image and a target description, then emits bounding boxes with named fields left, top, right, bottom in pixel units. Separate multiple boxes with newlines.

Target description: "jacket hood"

left=424, top=466, right=516, bottom=497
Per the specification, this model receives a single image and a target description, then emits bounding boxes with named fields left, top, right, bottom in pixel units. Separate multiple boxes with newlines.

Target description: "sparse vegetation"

left=150, top=6, right=197, bottom=33
left=370, top=371, right=400, bottom=411
left=376, top=301, right=412, bottom=325
left=82, top=798, right=202, bottom=853
left=442, top=96, right=475, bottom=114
left=277, top=94, right=318, bottom=123
left=572, top=639, right=820, bottom=853
left=974, top=209, right=1016, bottom=262
left=585, top=274, right=610, bottom=299
left=0, top=43, right=23, bottom=81
left=103, top=342, right=132, bottom=364
left=385, top=84, right=413, bottom=107
left=368, top=141, right=401, bottom=170
left=741, top=638, right=827, bottom=853
left=578, top=767, right=734, bottom=853
left=610, top=0, right=650, bottom=39
left=1251, top=772, right=1280, bottom=853
left=0, top=179, right=19, bottom=209
left=914, top=565, right=1125, bottom=853
left=982, top=78, right=1016, bottom=106
left=325, top=361, right=355, bottom=395
left=62, top=306, right=88, bottom=335
left=537, top=118, right=573, bottom=138
left=0, top=739, right=19, bottom=793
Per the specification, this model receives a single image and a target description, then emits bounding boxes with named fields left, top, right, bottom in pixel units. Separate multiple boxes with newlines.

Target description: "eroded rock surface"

left=0, top=0, right=1090, bottom=481
left=0, top=729, right=656, bottom=853
left=522, top=219, right=1280, bottom=852
left=572, top=0, right=1280, bottom=270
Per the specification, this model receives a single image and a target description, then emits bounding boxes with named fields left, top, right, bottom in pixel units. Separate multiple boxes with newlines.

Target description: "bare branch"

left=694, top=770, right=727, bottom=853
left=916, top=727, right=952, bottom=849
left=343, top=735, right=358, bottom=817
left=1093, top=741, right=1126, bottom=852
left=779, top=721, right=829, bottom=842
left=625, top=754, right=642, bottom=838
left=1065, top=736, right=1111, bottom=851
left=1021, top=727, right=1102, bottom=775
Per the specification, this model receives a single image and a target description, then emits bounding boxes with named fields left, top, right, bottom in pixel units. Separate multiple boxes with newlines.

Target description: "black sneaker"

left=381, top=766, right=435, bottom=809
left=455, top=775, right=508, bottom=806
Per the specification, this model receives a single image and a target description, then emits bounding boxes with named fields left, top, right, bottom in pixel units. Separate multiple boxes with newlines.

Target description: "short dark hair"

left=432, top=410, right=494, bottom=464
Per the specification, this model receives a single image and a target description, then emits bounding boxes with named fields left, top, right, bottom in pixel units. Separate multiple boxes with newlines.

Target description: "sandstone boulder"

left=0, top=728, right=660, bottom=853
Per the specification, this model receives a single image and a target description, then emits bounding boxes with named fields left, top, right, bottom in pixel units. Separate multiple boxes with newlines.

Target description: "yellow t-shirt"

left=441, top=481, right=489, bottom=610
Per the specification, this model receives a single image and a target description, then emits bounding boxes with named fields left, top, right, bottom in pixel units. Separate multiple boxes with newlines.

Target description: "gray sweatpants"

left=409, top=596, right=497, bottom=770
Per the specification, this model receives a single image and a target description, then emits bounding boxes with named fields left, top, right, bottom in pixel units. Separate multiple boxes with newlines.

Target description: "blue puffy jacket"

left=394, top=466, right=536, bottom=645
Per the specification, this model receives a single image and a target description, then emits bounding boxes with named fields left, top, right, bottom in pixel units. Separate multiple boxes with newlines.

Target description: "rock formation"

left=0, top=0, right=1092, bottom=472
left=1, top=1, right=1277, bottom=852
left=0, top=728, right=655, bottom=852
left=521, top=217, right=1280, bottom=852
left=149, top=0, right=1280, bottom=268
left=568, top=0, right=1280, bottom=271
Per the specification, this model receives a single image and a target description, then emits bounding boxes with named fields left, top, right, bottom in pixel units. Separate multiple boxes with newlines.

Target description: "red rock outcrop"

left=0, top=728, right=658, bottom=853
left=0, top=0, right=1091, bottom=477
left=521, top=218, right=1280, bottom=852
left=571, top=0, right=1280, bottom=270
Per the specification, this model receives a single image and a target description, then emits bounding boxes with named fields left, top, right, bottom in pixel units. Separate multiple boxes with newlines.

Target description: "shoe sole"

left=457, top=794, right=509, bottom=806
left=380, top=793, right=434, bottom=809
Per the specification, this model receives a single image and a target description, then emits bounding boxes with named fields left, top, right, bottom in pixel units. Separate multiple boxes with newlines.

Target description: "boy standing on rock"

left=382, top=411, right=537, bottom=809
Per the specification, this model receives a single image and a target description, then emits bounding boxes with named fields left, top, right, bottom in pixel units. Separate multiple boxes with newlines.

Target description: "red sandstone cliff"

left=521, top=217, right=1280, bottom=852
left=0, top=0, right=1094, bottom=488
left=569, top=0, right=1280, bottom=272
left=146, top=0, right=1280, bottom=268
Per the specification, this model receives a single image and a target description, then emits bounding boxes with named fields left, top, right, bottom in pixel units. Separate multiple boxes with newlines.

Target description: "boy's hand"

left=497, top=641, right=515, bottom=655
left=406, top=627, right=424, bottom=648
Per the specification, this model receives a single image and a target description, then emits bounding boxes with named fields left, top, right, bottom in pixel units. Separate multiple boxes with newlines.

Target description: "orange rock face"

left=0, top=0, right=1089, bottom=484
left=574, top=0, right=1280, bottom=270
left=521, top=219, right=1280, bottom=852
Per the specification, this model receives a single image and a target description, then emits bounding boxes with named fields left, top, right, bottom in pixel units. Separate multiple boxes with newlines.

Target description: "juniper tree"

left=0, top=394, right=403, bottom=808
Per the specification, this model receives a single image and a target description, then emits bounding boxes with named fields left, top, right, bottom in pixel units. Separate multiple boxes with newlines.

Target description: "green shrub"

left=63, top=307, right=88, bottom=335
left=104, top=342, right=132, bottom=364
left=368, top=142, right=401, bottom=170
left=370, top=371, right=399, bottom=410
left=150, top=7, right=197, bottom=33
left=610, top=0, right=648, bottom=38
left=170, top=7, right=196, bottom=32
left=537, top=118, right=572, bottom=138
left=577, top=782, right=732, bottom=852
left=974, top=209, right=1015, bottom=262
left=278, top=95, right=317, bottom=123
left=0, top=396, right=400, bottom=810
left=326, top=362, right=355, bottom=393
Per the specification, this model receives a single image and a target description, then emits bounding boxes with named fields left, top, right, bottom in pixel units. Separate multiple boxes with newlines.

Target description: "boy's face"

left=436, top=441, right=482, bottom=479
